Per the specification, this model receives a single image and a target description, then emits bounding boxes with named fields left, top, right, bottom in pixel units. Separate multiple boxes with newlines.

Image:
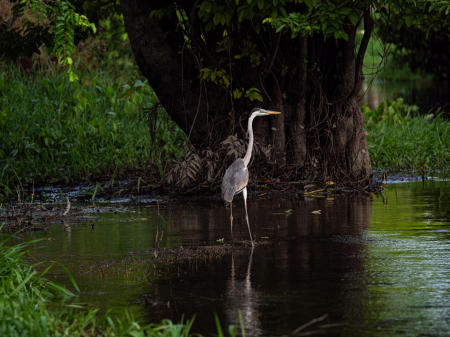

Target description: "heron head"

left=250, top=107, right=282, bottom=117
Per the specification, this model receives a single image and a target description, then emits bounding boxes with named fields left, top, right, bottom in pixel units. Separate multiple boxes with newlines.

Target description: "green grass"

left=363, top=98, right=450, bottom=172
left=0, top=64, right=186, bottom=199
left=0, top=234, right=199, bottom=337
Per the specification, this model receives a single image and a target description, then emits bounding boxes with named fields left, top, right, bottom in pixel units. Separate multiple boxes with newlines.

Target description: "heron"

left=221, top=108, right=281, bottom=246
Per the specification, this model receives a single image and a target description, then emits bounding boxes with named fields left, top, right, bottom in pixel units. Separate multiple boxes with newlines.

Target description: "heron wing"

left=221, top=158, right=249, bottom=202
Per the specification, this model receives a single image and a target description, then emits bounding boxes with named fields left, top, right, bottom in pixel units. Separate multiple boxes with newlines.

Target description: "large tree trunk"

left=120, top=1, right=372, bottom=185
left=119, top=1, right=232, bottom=148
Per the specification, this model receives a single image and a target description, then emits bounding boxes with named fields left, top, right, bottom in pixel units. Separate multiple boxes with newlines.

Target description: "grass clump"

left=0, top=234, right=198, bottom=337
left=0, top=65, right=186, bottom=199
left=363, top=98, right=449, bottom=172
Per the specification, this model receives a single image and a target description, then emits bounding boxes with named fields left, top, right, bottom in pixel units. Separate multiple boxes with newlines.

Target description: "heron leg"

left=243, top=188, right=254, bottom=246
left=230, top=202, right=233, bottom=234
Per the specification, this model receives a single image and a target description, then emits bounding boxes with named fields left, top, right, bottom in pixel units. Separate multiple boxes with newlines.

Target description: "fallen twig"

left=63, top=198, right=71, bottom=216
left=285, top=314, right=329, bottom=336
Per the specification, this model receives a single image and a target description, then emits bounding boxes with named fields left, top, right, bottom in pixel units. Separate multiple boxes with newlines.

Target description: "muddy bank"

left=3, top=168, right=385, bottom=204
left=0, top=178, right=165, bottom=232
left=0, top=198, right=144, bottom=232
left=3, top=170, right=438, bottom=232
left=0, top=179, right=362, bottom=232
left=0, top=201, right=97, bottom=232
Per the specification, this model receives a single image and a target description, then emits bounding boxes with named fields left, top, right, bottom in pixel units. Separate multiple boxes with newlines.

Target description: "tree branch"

left=351, top=8, right=374, bottom=97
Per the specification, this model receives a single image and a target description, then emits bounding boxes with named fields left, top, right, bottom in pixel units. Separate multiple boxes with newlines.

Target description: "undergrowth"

left=363, top=98, right=449, bottom=173
left=0, top=65, right=186, bottom=199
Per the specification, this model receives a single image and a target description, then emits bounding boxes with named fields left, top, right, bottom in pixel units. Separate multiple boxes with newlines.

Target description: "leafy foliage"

left=263, top=0, right=363, bottom=39
left=192, top=0, right=370, bottom=98
left=376, top=0, right=450, bottom=79
left=4, top=0, right=96, bottom=81
left=165, top=151, right=204, bottom=188
left=363, top=97, right=419, bottom=127
left=52, top=0, right=96, bottom=81
left=71, top=12, right=138, bottom=82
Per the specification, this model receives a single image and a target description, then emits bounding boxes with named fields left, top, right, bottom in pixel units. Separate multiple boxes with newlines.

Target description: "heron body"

left=221, top=108, right=281, bottom=246
left=221, top=158, right=248, bottom=203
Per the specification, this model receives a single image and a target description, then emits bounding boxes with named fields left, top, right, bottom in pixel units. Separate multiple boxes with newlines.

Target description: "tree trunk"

left=120, top=1, right=373, bottom=186
left=120, top=0, right=232, bottom=148
left=290, top=36, right=308, bottom=168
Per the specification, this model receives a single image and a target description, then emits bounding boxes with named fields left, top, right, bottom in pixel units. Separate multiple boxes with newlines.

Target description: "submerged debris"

left=0, top=201, right=98, bottom=232
left=129, top=242, right=259, bottom=260
left=79, top=243, right=260, bottom=278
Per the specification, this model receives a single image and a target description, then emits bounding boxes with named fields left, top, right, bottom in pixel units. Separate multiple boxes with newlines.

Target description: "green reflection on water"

left=24, top=207, right=182, bottom=318
left=346, top=181, right=449, bottom=336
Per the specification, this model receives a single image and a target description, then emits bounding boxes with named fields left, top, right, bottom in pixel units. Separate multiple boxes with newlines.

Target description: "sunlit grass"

left=363, top=98, right=449, bottom=172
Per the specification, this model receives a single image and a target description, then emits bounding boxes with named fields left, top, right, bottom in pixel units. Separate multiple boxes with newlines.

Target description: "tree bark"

left=290, top=36, right=308, bottom=168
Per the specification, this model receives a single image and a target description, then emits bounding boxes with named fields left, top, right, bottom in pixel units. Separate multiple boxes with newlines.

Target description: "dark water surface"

left=362, top=78, right=449, bottom=116
left=24, top=180, right=449, bottom=336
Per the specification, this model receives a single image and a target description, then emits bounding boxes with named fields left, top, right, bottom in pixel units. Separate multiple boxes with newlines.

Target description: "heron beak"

left=263, top=109, right=281, bottom=115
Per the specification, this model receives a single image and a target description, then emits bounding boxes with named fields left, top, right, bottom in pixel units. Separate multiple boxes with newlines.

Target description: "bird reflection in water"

left=224, top=247, right=261, bottom=336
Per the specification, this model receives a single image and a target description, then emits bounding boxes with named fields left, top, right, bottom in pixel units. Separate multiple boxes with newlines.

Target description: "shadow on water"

left=23, top=180, right=449, bottom=337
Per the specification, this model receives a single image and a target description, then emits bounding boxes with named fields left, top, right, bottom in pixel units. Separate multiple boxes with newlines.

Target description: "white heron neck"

left=243, top=114, right=255, bottom=166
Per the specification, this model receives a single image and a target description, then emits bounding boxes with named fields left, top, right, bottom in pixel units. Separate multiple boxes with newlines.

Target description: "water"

left=362, top=79, right=449, bottom=116
left=23, top=180, right=450, bottom=336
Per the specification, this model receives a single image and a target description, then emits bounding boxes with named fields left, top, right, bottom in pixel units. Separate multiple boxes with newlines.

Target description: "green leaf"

left=348, top=11, right=360, bottom=25
left=258, top=0, right=264, bottom=10
left=245, top=87, right=263, bottom=102
left=404, top=15, right=413, bottom=27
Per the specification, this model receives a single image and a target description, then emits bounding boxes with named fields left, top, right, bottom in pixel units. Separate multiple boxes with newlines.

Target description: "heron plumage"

left=221, top=158, right=248, bottom=202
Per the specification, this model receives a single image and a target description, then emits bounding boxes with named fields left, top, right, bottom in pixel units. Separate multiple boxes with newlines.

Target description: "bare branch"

left=351, top=8, right=374, bottom=97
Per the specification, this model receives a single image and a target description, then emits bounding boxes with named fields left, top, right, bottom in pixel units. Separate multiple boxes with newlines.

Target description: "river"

left=23, top=179, right=449, bottom=336
left=362, top=78, right=449, bottom=116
